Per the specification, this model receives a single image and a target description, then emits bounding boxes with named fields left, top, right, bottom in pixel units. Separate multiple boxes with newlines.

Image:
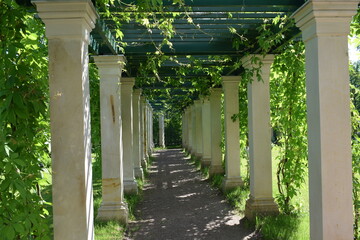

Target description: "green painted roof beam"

left=93, top=19, right=119, bottom=54
left=124, top=41, right=240, bottom=55
left=119, top=23, right=257, bottom=30
left=118, top=0, right=303, bottom=7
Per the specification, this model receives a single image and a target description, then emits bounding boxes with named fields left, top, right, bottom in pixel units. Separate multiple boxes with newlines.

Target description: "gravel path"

left=124, top=149, right=260, bottom=240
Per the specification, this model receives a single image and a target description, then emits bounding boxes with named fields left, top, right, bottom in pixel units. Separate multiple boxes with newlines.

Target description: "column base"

left=195, top=152, right=203, bottom=159
left=245, top=196, right=279, bottom=220
left=134, top=167, right=144, bottom=180
left=209, top=164, right=224, bottom=176
left=222, top=176, right=243, bottom=192
left=201, top=157, right=211, bottom=167
left=96, top=202, right=129, bottom=225
left=141, top=157, right=148, bottom=169
left=123, top=179, right=138, bottom=194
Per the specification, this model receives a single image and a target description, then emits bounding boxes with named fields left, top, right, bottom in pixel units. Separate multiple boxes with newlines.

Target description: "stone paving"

left=124, top=149, right=260, bottom=240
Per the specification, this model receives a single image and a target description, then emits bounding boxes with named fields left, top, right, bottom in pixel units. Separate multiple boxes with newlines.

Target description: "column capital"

left=194, top=99, right=202, bottom=106
left=93, top=55, right=126, bottom=77
left=133, top=89, right=142, bottom=97
left=210, top=88, right=222, bottom=97
left=32, top=0, right=98, bottom=41
left=222, top=76, right=240, bottom=84
left=241, top=54, right=275, bottom=69
left=292, top=1, right=358, bottom=42
left=120, top=77, right=135, bottom=87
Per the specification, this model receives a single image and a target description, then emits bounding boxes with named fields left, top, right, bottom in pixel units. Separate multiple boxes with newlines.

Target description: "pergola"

left=25, top=0, right=359, bottom=239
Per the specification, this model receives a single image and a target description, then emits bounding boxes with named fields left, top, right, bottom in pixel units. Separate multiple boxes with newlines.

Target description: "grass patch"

left=95, top=221, right=125, bottom=240
left=143, top=156, right=155, bottom=178
left=224, top=186, right=249, bottom=214
left=256, top=213, right=309, bottom=240
left=125, top=178, right=145, bottom=220
left=209, top=173, right=223, bottom=188
left=190, top=146, right=310, bottom=240
left=93, top=155, right=152, bottom=239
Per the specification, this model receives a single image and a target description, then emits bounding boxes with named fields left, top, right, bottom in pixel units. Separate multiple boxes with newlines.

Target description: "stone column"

left=185, top=108, right=190, bottom=151
left=146, top=102, right=151, bottom=155
left=93, top=55, right=128, bottom=223
left=181, top=112, right=185, bottom=148
left=242, top=55, right=278, bottom=220
left=121, top=77, right=138, bottom=194
left=187, top=106, right=194, bottom=153
left=133, top=89, right=144, bottom=180
left=150, top=107, right=154, bottom=150
left=182, top=111, right=187, bottom=149
left=194, top=100, right=203, bottom=158
left=191, top=104, right=197, bottom=155
left=32, top=1, right=97, bottom=239
left=222, top=76, right=243, bottom=191
left=159, top=113, right=165, bottom=148
left=293, top=2, right=357, bottom=239
left=201, top=97, right=211, bottom=166
left=140, top=96, right=148, bottom=167
left=209, top=88, right=224, bottom=176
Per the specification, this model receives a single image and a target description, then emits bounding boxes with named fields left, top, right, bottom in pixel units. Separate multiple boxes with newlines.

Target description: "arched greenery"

left=0, top=0, right=359, bottom=238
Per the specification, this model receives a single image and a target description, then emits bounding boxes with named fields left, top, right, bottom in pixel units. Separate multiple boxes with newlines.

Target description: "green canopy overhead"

left=20, top=0, right=306, bottom=110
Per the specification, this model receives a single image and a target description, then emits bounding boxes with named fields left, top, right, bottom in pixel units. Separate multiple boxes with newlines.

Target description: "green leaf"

left=13, top=223, right=24, bottom=234
left=4, top=225, right=15, bottom=240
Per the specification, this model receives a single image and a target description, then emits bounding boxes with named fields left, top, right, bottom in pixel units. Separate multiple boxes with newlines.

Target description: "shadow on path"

left=125, top=149, right=260, bottom=240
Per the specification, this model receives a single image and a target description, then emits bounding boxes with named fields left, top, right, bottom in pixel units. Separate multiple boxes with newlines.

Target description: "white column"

left=93, top=55, right=128, bottom=223
left=293, top=2, right=357, bottom=239
left=181, top=112, right=185, bottom=147
left=194, top=100, right=203, bottom=158
left=150, top=107, right=154, bottom=150
left=185, top=108, right=190, bottom=151
left=32, top=1, right=97, bottom=239
left=242, top=55, right=278, bottom=220
left=146, top=102, right=151, bottom=155
left=159, top=113, right=165, bottom=148
left=222, top=76, right=243, bottom=191
left=140, top=96, right=148, bottom=167
left=133, top=89, right=144, bottom=180
left=209, top=88, right=224, bottom=176
left=191, top=104, right=197, bottom=155
left=121, top=77, right=137, bottom=194
left=201, top=98, right=211, bottom=166
left=187, top=106, right=194, bottom=153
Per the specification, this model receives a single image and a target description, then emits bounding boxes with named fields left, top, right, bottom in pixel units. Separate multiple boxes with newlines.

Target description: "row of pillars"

left=94, top=56, right=155, bottom=223
left=31, top=0, right=358, bottom=239
left=182, top=2, right=358, bottom=239
left=33, top=2, right=156, bottom=238
left=182, top=55, right=278, bottom=220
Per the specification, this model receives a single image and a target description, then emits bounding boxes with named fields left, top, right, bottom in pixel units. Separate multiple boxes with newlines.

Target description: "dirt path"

left=125, top=149, right=260, bottom=240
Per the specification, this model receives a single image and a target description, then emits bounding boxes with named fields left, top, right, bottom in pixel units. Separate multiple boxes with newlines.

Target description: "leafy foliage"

left=0, top=0, right=51, bottom=238
left=270, top=41, right=308, bottom=214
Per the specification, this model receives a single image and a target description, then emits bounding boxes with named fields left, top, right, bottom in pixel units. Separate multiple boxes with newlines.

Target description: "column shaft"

left=194, top=100, right=203, bottom=158
left=94, top=55, right=128, bottom=223
left=140, top=97, right=148, bottom=167
left=209, top=88, right=224, bottom=176
left=33, top=1, right=97, bottom=238
left=159, top=113, right=165, bottom=148
left=201, top=98, right=211, bottom=166
left=243, top=55, right=278, bottom=219
left=133, top=89, right=144, bottom=179
left=293, top=2, right=357, bottom=239
left=188, top=106, right=194, bottom=153
left=121, top=78, right=138, bottom=194
left=222, top=76, right=243, bottom=190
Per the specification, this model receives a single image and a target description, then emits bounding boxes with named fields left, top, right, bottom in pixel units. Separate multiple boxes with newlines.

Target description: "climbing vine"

left=0, top=0, right=51, bottom=239
left=270, top=41, right=308, bottom=214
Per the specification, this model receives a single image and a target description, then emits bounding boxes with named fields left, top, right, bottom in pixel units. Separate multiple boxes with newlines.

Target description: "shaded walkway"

left=125, top=149, right=260, bottom=240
